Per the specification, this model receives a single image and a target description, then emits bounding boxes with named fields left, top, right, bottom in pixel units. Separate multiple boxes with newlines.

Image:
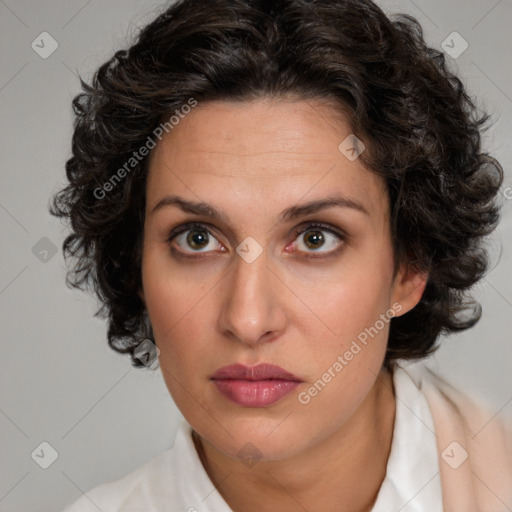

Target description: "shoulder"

left=396, top=361, right=512, bottom=510
left=404, top=361, right=512, bottom=435
left=61, top=436, right=183, bottom=512
left=62, top=448, right=173, bottom=512
left=62, top=419, right=231, bottom=512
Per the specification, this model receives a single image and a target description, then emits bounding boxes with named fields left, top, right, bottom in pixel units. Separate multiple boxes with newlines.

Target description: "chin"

left=198, top=414, right=323, bottom=462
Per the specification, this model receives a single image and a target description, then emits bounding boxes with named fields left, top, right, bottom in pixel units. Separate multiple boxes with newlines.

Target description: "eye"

left=167, top=222, right=224, bottom=255
left=167, top=221, right=345, bottom=259
left=289, top=222, right=345, bottom=257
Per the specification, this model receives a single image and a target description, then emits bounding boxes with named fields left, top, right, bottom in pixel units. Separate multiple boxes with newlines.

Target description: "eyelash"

left=166, top=221, right=346, bottom=260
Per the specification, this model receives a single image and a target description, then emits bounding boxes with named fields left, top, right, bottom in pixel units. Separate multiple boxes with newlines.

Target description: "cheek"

left=141, top=246, right=224, bottom=376
left=143, top=279, right=212, bottom=410
left=300, top=246, right=395, bottom=346
left=291, top=247, right=395, bottom=422
left=142, top=240, right=212, bottom=324
left=294, top=266, right=394, bottom=433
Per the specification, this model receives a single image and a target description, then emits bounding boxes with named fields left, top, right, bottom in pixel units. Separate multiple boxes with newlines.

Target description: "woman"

left=52, top=0, right=512, bottom=510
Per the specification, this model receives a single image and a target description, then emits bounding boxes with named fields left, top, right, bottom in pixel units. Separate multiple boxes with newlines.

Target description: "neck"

left=192, top=367, right=396, bottom=512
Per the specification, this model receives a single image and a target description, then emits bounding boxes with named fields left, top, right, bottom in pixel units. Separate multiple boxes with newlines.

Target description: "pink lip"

left=211, top=363, right=302, bottom=407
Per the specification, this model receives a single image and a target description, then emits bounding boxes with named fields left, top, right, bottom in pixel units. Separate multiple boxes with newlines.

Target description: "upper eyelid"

left=295, top=222, right=345, bottom=236
left=168, top=221, right=344, bottom=237
left=167, top=221, right=221, bottom=241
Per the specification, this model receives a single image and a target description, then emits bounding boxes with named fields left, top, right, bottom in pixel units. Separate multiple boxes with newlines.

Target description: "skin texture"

left=139, top=98, right=428, bottom=512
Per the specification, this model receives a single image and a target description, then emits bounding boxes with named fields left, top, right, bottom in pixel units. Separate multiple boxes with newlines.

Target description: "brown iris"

left=303, top=230, right=324, bottom=249
left=187, top=229, right=209, bottom=250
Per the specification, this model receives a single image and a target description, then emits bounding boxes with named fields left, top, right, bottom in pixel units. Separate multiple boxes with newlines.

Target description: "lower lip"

left=212, top=379, right=300, bottom=407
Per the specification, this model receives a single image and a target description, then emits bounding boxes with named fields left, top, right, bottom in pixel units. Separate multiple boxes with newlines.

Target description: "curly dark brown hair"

left=50, top=0, right=504, bottom=369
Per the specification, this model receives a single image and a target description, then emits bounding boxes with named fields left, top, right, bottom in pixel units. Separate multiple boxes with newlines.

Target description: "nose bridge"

left=218, top=249, right=284, bottom=345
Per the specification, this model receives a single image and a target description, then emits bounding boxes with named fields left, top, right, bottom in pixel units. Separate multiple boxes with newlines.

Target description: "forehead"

left=146, top=98, right=389, bottom=222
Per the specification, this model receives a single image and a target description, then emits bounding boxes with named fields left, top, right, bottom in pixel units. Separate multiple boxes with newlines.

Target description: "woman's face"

left=140, top=98, right=426, bottom=461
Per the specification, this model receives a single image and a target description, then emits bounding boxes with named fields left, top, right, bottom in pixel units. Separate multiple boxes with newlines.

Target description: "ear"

left=390, top=262, right=428, bottom=317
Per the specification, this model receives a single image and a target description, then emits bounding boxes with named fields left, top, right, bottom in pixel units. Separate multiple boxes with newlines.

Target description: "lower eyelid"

left=289, top=237, right=344, bottom=257
left=296, top=244, right=345, bottom=259
left=170, top=246, right=223, bottom=260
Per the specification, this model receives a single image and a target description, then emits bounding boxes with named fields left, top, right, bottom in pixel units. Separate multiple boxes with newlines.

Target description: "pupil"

left=304, top=230, right=324, bottom=249
left=187, top=229, right=209, bottom=249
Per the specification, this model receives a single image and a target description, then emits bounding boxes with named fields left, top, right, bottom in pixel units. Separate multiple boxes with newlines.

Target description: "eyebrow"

left=150, top=194, right=370, bottom=222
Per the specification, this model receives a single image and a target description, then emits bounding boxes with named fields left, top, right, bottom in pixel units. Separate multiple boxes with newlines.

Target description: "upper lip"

left=211, top=363, right=301, bottom=382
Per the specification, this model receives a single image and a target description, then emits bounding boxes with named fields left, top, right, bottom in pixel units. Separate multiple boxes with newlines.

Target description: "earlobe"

left=391, top=263, right=428, bottom=317
left=138, top=287, right=146, bottom=305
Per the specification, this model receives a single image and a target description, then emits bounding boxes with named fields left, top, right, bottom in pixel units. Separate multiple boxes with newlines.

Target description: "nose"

left=217, top=250, right=287, bottom=346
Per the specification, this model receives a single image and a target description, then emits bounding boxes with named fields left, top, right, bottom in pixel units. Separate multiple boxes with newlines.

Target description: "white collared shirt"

left=63, top=363, right=444, bottom=511
left=370, top=364, right=443, bottom=511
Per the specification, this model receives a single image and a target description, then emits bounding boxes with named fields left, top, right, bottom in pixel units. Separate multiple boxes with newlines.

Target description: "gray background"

left=0, top=1, right=511, bottom=511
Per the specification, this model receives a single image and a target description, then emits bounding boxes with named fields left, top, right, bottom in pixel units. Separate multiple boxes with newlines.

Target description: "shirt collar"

left=370, top=362, right=443, bottom=511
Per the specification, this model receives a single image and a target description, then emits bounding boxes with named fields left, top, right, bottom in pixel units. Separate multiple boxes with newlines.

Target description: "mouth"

left=210, top=363, right=302, bottom=407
